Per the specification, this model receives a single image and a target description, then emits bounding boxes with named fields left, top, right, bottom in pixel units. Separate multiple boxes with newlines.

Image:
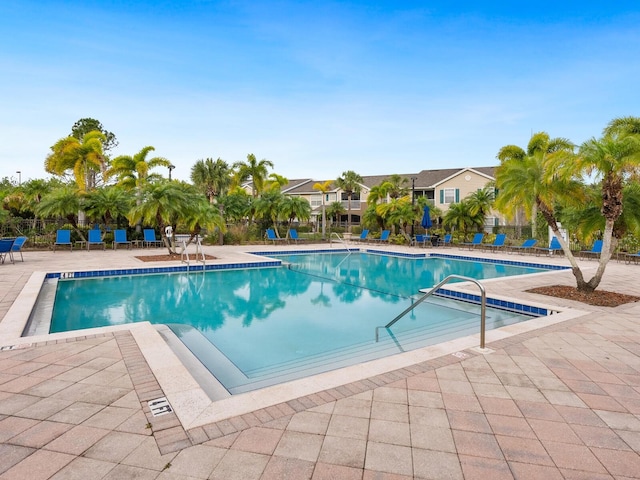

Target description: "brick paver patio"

left=1, top=245, right=639, bottom=479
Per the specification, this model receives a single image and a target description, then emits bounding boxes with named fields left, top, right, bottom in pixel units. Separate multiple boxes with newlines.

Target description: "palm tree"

left=376, top=195, right=414, bottom=239
left=335, top=170, right=363, bottom=232
left=326, top=201, right=346, bottom=227
left=254, top=190, right=285, bottom=233
left=265, top=173, right=289, bottom=192
left=190, top=158, right=232, bottom=204
left=550, top=116, right=640, bottom=292
left=45, top=130, right=107, bottom=193
left=2, top=178, right=58, bottom=227
left=107, top=146, right=172, bottom=191
left=107, top=146, right=172, bottom=233
left=83, top=186, right=132, bottom=227
left=559, top=183, right=640, bottom=245
left=280, top=196, right=312, bottom=237
left=36, top=185, right=84, bottom=238
left=367, top=183, right=388, bottom=206
left=466, top=186, right=495, bottom=231
left=443, top=200, right=482, bottom=239
left=233, top=153, right=274, bottom=197
left=181, top=197, right=226, bottom=246
left=128, top=181, right=201, bottom=254
left=495, top=132, right=575, bottom=238
left=383, top=174, right=409, bottom=199
left=221, top=188, right=252, bottom=224
left=312, top=180, right=333, bottom=240
left=191, top=158, right=232, bottom=244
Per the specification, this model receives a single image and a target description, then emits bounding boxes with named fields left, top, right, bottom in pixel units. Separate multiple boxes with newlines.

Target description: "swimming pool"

left=49, top=252, right=551, bottom=394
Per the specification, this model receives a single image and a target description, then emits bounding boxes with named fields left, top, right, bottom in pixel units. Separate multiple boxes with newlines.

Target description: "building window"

left=341, top=192, right=360, bottom=201
left=440, top=188, right=459, bottom=204
left=310, top=195, right=322, bottom=207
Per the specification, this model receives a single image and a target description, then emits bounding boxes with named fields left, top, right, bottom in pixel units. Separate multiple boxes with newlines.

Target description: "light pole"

left=16, top=171, right=21, bottom=186
left=411, top=176, right=417, bottom=237
left=168, top=164, right=175, bottom=180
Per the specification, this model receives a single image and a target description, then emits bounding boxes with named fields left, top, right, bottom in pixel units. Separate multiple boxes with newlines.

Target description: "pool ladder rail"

left=375, top=275, right=487, bottom=349
left=329, top=232, right=354, bottom=251
left=180, top=236, right=206, bottom=271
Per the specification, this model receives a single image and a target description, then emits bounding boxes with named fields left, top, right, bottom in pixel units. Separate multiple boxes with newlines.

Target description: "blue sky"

left=1, top=1, right=639, bottom=183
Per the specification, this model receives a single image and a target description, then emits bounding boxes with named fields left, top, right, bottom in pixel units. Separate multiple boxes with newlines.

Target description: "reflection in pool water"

left=50, top=252, right=546, bottom=393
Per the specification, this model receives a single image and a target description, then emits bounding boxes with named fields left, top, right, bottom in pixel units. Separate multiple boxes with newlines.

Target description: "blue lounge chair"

left=0, top=238, right=15, bottom=264
left=143, top=229, right=163, bottom=248
left=624, top=251, right=640, bottom=264
left=266, top=228, right=287, bottom=244
left=484, top=233, right=507, bottom=252
left=460, top=233, right=484, bottom=250
left=53, top=229, right=73, bottom=251
left=11, top=236, right=27, bottom=262
left=355, top=229, right=369, bottom=243
left=113, top=229, right=132, bottom=250
left=535, top=237, right=563, bottom=256
left=509, top=238, right=537, bottom=255
left=289, top=229, right=306, bottom=244
left=413, top=234, right=431, bottom=248
left=87, top=229, right=105, bottom=251
left=579, top=240, right=603, bottom=260
left=370, top=230, right=390, bottom=244
left=437, top=233, right=452, bottom=247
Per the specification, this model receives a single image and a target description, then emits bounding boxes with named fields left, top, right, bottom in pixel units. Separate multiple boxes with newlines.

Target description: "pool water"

left=50, top=252, right=548, bottom=394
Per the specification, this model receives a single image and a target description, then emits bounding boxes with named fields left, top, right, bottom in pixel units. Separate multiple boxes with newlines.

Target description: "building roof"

left=251, top=167, right=496, bottom=195
left=360, top=167, right=495, bottom=190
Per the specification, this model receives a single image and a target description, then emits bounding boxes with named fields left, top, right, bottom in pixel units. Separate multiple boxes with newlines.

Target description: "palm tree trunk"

left=217, top=204, right=224, bottom=245
left=584, top=219, right=615, bottom=292
left=538, top=202, right=590, bottom=292
left=531, top=203, right=538, bottom=239
left=321, top=200, right=326, bottom=240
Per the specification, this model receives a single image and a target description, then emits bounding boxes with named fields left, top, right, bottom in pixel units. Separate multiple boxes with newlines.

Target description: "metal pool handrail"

left=375, top=274, right=487, bottom=349
left=329, top=231, right=350, bottom=249
left=180, top=236, right=206, bottom=271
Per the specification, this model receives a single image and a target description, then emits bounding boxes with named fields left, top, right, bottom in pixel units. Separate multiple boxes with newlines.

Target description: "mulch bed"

left=135, top=254, right=217, bottom=262
left=527, top=285, right=640, bottom=307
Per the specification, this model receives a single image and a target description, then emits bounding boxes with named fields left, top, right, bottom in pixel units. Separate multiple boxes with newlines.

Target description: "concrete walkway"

left=1, top=244, right=639, bottom=479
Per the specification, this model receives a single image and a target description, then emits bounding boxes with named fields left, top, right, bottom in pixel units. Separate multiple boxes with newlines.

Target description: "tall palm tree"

left=107, top=146, right=172, bottom=233
left=107, top=146, right=172, bottom=191
left=191, top=158, right=232, bottom=244
left=550, top=116, right=640, bottom=292
left=335, top=170, right=363, bottom=232
left=495, top=132, right=575, bottom=238
left=45, top=130, right=107, bottom=193
left=190, top=158, right=232, bottom=204
left=233, top=153, right=274, bottom=197
left=312, top=180, right=333, bottom=240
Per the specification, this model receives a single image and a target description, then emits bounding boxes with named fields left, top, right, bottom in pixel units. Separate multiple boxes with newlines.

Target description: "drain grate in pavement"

left=148, top=397, right=173, bottom=417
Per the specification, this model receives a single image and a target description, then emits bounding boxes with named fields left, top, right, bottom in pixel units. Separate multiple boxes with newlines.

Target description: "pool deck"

left=1, top=243, right=640, bottom=479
